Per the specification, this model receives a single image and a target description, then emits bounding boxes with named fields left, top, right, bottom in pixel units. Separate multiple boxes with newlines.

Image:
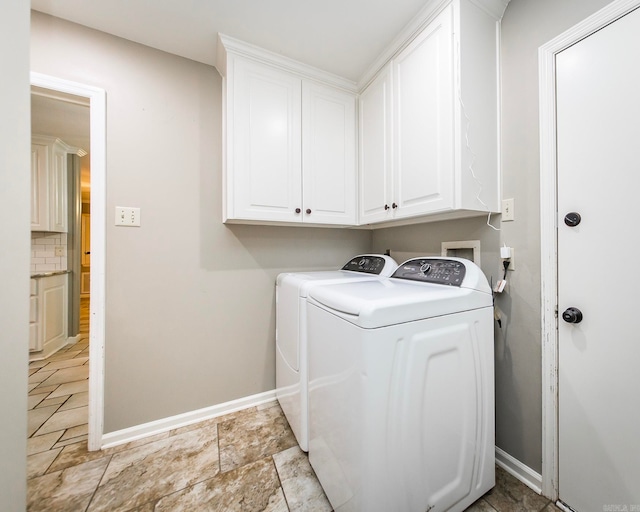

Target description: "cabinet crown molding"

left=357, top=0, right=510, bottom=90
left=32, top=134, right=87, bottom=157
left=216, top=33, right=358, bottom=93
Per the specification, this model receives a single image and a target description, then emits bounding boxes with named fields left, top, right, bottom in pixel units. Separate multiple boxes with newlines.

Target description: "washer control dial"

left=392, top=258, right=466, bottom=286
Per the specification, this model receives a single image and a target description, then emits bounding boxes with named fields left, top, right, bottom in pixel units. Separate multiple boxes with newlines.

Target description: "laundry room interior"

left=3, top=0, right=639, bottom=511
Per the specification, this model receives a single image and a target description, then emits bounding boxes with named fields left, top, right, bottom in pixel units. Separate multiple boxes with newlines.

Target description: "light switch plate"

left=502, top=198, right=515, bottom=222
left=115, top=207, right=141, bottom=227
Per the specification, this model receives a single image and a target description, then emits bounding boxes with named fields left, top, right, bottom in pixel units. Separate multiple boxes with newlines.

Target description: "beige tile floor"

left=26, top=298, right=561, bottom=511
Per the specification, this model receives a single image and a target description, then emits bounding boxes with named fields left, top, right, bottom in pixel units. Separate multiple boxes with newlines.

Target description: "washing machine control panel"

left=342, top=256, right=390, bottom=275
left=391, top=258, right=466, bottom=286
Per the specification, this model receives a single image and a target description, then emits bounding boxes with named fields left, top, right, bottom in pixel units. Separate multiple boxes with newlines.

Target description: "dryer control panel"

left=392, top=258, right=466, bottom=286
left=342, top=255, right=392, bottom=275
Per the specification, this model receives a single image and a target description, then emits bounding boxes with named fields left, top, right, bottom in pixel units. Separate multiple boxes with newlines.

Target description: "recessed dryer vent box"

left=441, top=240, right=481, bottom=267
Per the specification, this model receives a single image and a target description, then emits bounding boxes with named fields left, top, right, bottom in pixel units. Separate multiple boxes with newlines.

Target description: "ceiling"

left=30, top=0, right=432, bottom=82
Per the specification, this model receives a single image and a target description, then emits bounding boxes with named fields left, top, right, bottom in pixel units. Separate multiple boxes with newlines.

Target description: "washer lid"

left=307, top=258, right=492, bottom=328
left=277, top=270, right=386, bottom=298
left=308, top=279, right=491, bottom=328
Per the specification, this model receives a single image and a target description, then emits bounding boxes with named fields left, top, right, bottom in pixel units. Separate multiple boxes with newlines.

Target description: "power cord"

left=503, top=259, right=510, bottom=280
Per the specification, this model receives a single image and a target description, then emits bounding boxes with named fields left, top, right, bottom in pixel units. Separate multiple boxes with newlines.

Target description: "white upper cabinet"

left=31, top=136, right=76, bottom=233
left=358, top=0, right=503, bottom=227
left=359, top=64, right=394, bottom=225
left=218, top=0, right=504, bottom=228
left=302, top=81, right=356, bottom=225
left=227, top=57, right=303, bottom=224
left=392, top=6, right=454, bottom=219
left=219, top=35, right=357, bottom=226
left=31, top=142, right=49, bottom=231
left=50, top=141, right=69, bottom=232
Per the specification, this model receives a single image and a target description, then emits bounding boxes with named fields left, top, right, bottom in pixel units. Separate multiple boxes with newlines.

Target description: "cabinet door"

left=359, top=64, right=394, bottom=224
left=31, top=143, right=49, bottom=231
left=29, top=323, right=39, bottom=352
left=393, top=4, right=454, bottom=218
left=228, top=56, right=302, bottom=223
left=41, top=275, right=67, bottom=354
left=302, top=82, right=356, bottom=225
left=49, top=143, right=68, bottom=232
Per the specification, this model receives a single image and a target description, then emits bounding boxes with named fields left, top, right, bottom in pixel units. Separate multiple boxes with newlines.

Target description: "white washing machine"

left=276, top=254, right=398, bottom=452
left=307, top=257, right=494, bottom=512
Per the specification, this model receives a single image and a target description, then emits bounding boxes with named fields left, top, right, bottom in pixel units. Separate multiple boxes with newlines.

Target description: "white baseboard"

left=495, top=446, right=543, bottom=495
left=29, top=336, right=71, bottom=362
left=66, top=333, right=88, bottom=345
left=101, top=389, right=278, bottom=450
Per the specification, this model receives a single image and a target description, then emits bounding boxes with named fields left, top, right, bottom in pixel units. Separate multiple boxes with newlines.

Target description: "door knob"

left=306, top=209, right=312, bottom=215
left=562, top=307, right=583, bottom=324
left=295, top=208, right=301, bottom=214
left=392, top=202, right=398, bottom=209
left=384, top=204, right=390, bottom=210
left=564, top=212, right=581, bottom=227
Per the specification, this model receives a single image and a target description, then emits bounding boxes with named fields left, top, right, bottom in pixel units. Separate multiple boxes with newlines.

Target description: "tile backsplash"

left=31, top=232, right=68, bottom=274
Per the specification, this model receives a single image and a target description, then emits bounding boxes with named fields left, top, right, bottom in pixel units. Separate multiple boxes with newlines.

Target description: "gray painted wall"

left=30, top=12, right=371, bottom=433
left=0, top=2, right=30, bottom=510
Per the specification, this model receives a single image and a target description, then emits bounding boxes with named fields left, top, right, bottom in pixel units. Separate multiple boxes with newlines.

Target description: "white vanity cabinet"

left=31, top=136, right=73, bottom=232
left=29, top=273, right=68, bottom=359
left=218, top=35, right=357, bottom=226
left=359, top=0, right=502, bottom=227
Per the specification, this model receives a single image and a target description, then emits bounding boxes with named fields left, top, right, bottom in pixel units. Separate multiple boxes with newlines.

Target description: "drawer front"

left=30, top=296, right=38, bottom=323
left=29, top=323, right=39, bottom=352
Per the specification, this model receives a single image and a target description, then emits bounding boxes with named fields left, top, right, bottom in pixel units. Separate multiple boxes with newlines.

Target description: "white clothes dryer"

left=276, top=254, right=398, bottom=452
left=307, top=257, right=494, bottom=512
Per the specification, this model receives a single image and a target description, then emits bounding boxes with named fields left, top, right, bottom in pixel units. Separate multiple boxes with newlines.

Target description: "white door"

left=556, top=7, right=640, bottom=511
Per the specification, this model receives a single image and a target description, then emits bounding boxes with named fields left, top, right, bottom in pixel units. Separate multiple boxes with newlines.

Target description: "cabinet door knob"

left=306, top=209, right=312, bottom=215
left=384, top=204, right=390, bottom=210
left=295, top=208, right=301, bottom=214
left=392, top=202, right=398, bottom=209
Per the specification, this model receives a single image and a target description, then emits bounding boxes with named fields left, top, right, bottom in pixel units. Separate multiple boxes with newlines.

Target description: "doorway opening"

left=29, top=73, right=106, bottom=452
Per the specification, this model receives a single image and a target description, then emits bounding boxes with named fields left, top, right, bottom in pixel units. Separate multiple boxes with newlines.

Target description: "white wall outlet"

left=115, top=207, right=141, bottom=227
left=502, top=198, right=515, bottom=222
left=501, top=248, right=515, bottom=271
left=54, top=246, right=64, bottom=257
